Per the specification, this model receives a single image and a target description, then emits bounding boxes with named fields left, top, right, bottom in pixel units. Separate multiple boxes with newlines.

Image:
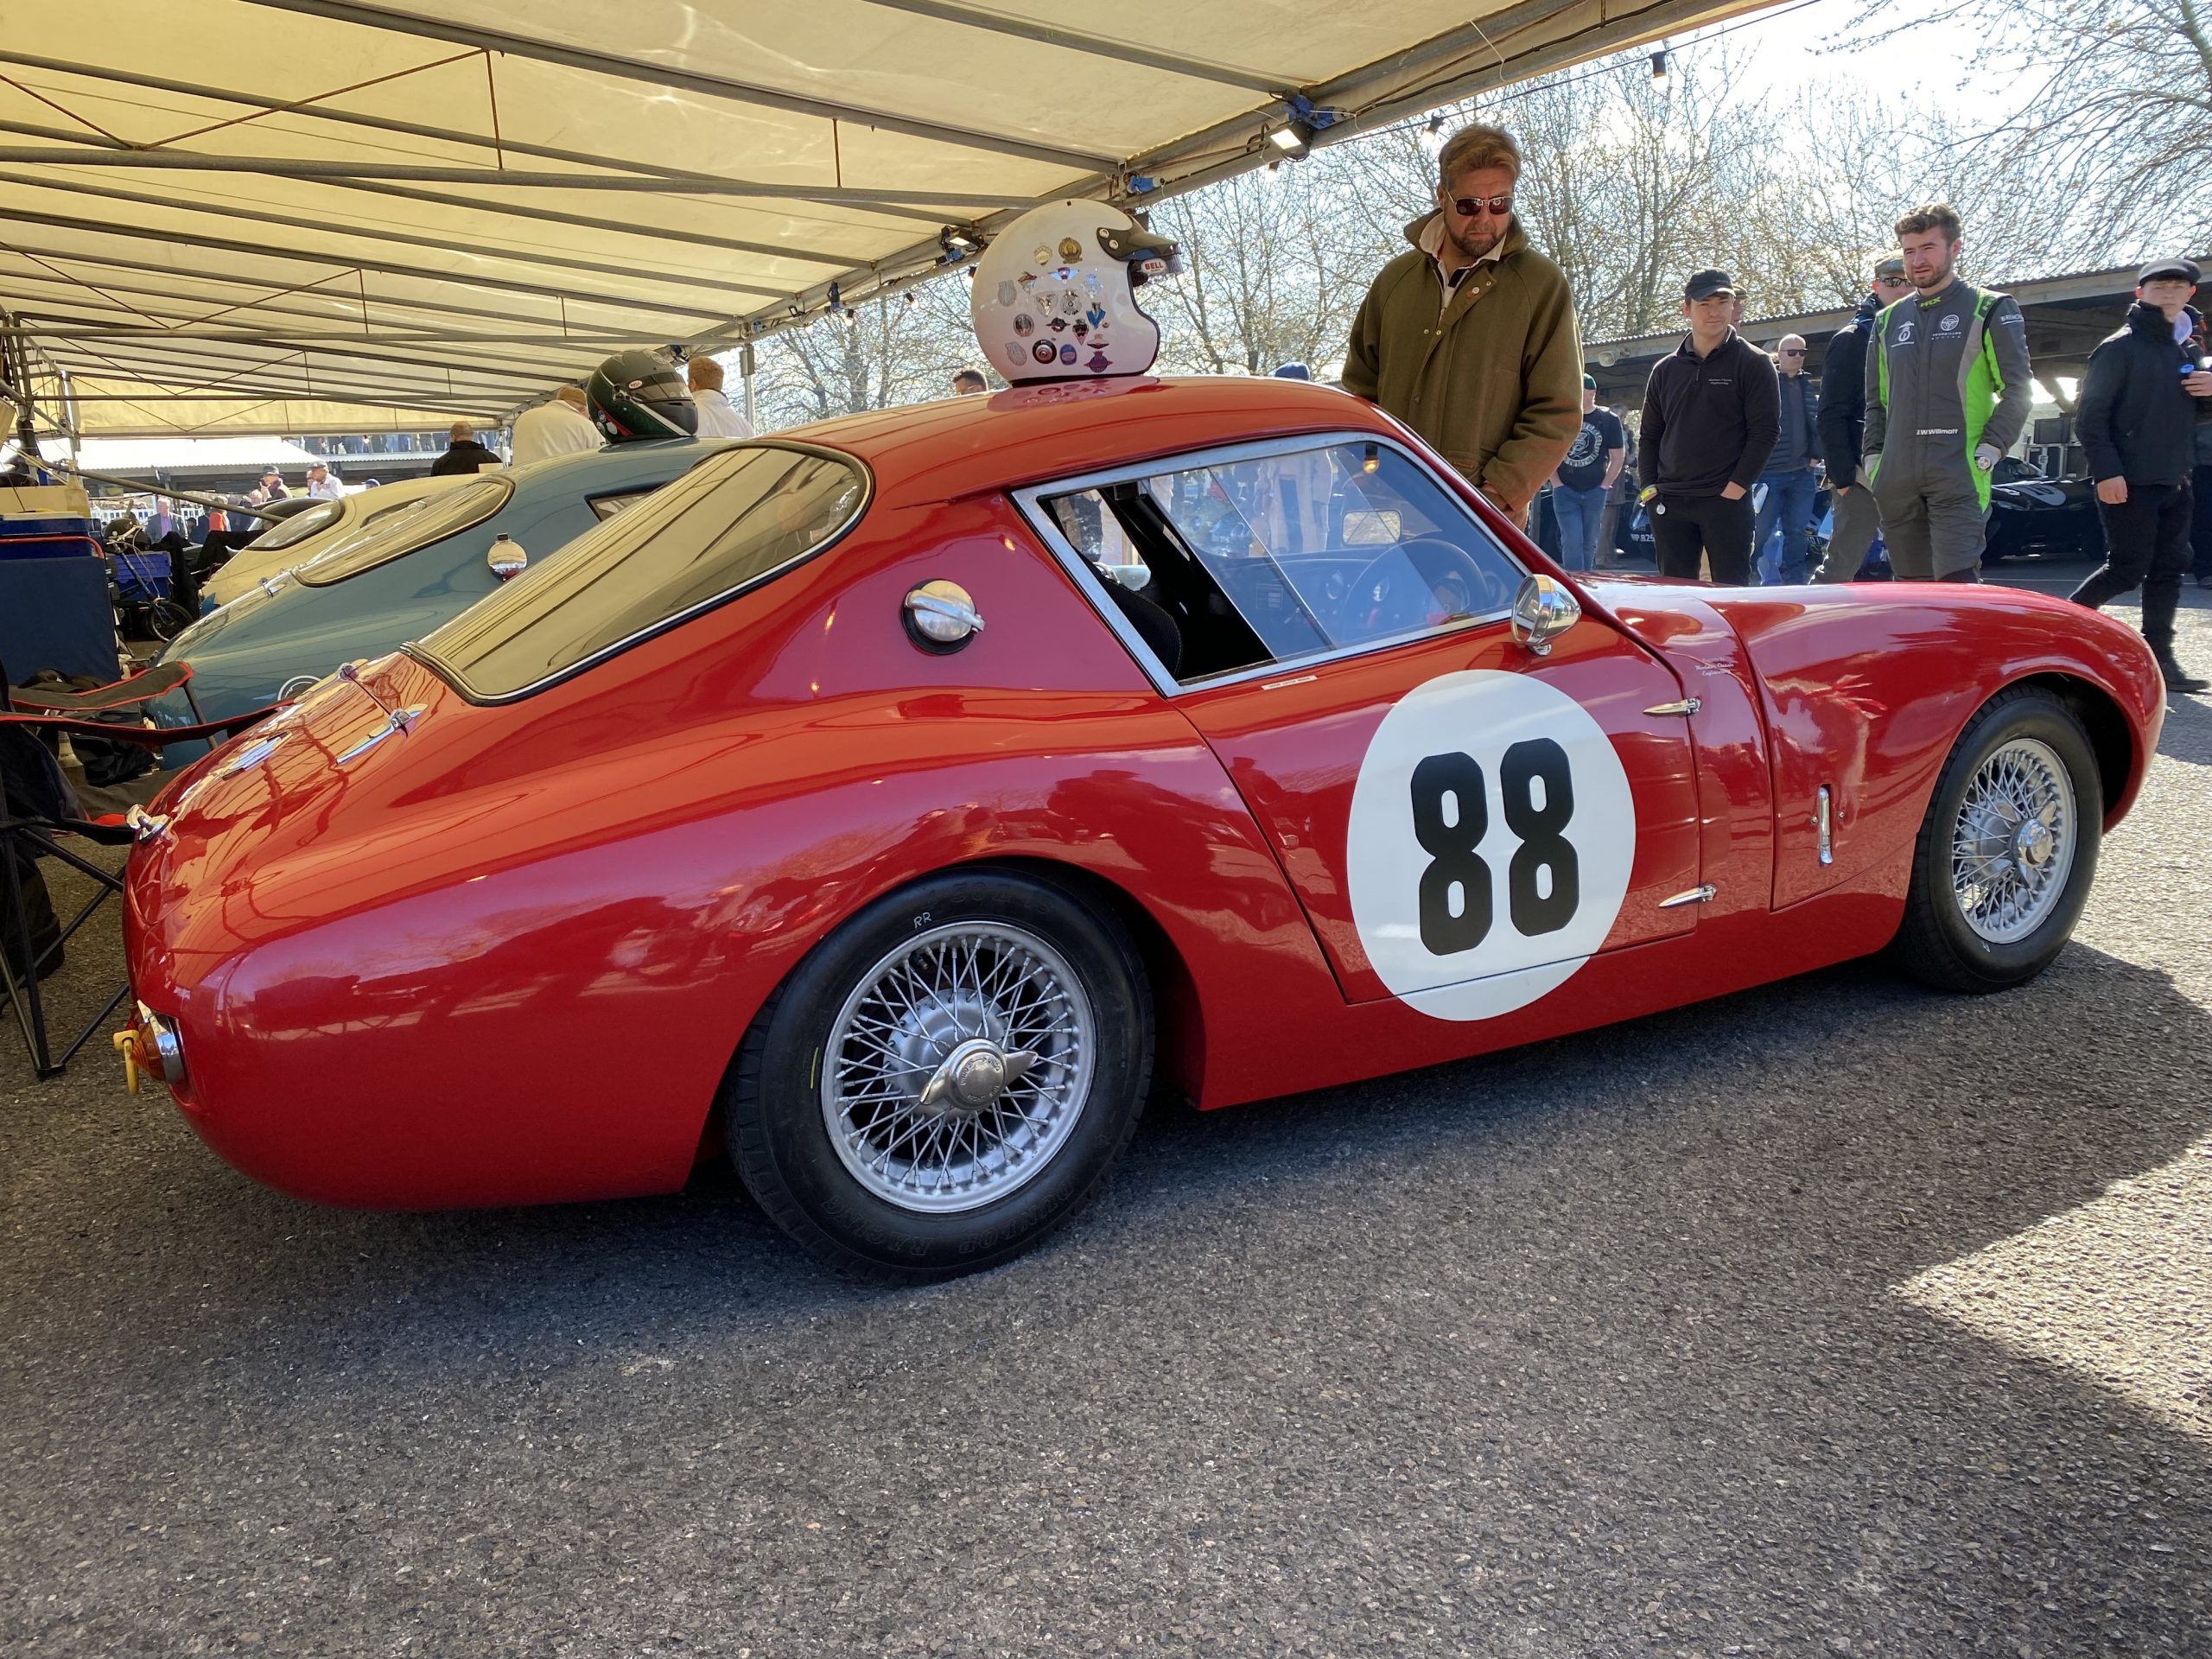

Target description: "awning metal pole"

left=229, top=0, right=1116, bottom=171
left=41, top=459, right=279, bottom=520
left=0, top=136, right=1020, bottom=214
left=0, top=48, right=955, bottom=221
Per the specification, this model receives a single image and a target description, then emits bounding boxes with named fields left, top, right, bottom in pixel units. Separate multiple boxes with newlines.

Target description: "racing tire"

left=1888, top=685, right=2101, bottom=994
left=726, top=868, right=1152, bottom=1277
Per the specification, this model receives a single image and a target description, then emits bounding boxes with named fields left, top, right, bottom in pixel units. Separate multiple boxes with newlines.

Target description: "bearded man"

left=1342, top=122, right=1582, bottom=523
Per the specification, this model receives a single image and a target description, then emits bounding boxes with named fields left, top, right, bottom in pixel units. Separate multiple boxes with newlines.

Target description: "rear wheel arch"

left=890, top=855, right=1202, bottom=1106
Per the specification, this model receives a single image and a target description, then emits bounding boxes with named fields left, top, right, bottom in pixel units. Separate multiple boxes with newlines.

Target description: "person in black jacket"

left=1638, top=269, right=1781, bottom=584
left=1815, top=256, right=1914, bottom=582
left=429, top=421, right=501, bottom=476
left=2069, top=259, right=2212, bottom=693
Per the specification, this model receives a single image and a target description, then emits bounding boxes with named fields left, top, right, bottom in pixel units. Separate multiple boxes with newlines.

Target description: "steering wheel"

left=1336, top=537, right=1514, bottom=640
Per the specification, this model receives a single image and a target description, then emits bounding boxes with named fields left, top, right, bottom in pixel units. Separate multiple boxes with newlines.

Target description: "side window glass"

left=1145, top=443, right=1522, bottom=653
left=1039, top=440, right=1523, bottom=689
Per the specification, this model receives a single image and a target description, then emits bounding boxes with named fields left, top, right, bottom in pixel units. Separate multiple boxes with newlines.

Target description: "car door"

left=1032, top=435, right=1704, bottom=1025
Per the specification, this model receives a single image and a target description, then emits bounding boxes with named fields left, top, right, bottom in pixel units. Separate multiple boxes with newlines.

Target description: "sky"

left=1672, top=0, right=1989, bottom=110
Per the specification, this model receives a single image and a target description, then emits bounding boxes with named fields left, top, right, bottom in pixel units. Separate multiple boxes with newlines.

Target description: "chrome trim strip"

left=1010, top=429, right=1531, bottom=699
left=1817, top=785, right=1834, bottom=866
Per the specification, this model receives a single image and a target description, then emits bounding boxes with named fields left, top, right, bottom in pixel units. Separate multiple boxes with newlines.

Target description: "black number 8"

left=1410, top=753, right=1491, bottom=956
left=1501, top=737, right=1579, bottom=936
left=1409, top=739, right=1580, bottom=957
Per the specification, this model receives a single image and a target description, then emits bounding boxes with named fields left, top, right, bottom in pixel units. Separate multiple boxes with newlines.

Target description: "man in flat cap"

left=1815, top=255, right=1915, bottom=581
left=2069, top=258, right=2212, bottom=693
left=1861, top=203, right=2032, bottom=582
left=1637, top=268, right=1780, bottom=583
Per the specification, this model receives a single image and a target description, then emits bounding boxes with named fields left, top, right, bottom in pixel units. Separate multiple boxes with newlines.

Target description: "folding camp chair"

left=1, top=661, right=276, bottom=1078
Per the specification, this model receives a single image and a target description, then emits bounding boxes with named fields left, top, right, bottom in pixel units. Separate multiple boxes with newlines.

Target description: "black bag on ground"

left=13, top=671, right=157, bottom=788
left=1, top=842, right=62, bottom=983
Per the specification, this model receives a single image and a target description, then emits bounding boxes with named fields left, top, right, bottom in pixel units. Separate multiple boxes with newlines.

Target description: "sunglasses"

left=1449, top=194, right=1514, bottom=218
left=1778, top=349, right=1806, bottom=358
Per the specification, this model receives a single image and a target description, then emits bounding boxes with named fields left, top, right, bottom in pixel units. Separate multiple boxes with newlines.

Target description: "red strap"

left=8, top=660, right=194, bottom=714
left=0, top=704, right=275, bottom=747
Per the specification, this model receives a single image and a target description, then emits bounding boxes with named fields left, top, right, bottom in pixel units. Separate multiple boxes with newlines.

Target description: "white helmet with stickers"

left=969, top=199, right=1181, bottom=384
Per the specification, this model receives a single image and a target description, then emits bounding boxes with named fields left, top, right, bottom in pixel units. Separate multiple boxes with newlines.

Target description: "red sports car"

left=122, top=377, right=2163, bottom=1275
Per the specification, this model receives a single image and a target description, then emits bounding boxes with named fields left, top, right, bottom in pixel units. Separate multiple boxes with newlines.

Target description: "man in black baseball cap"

left=1636, top=270, right=1780, bottom=583
left=2069, top=257, right=2212, bottom=692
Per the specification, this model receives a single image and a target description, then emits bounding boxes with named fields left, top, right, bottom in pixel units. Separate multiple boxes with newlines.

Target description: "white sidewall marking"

left=1345, top=670, right=1636, bottom=1022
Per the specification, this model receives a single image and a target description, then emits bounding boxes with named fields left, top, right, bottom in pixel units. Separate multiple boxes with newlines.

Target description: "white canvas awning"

left=2, top=0, right=1770, bottom=436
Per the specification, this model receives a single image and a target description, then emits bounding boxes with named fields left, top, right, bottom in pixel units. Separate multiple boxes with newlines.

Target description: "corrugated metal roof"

left=38, top=435, right=323, bottom=473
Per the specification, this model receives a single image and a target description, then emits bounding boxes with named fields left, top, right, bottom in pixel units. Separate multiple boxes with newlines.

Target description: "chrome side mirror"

left=487, top=533, right=527, bottom=581
left=904, top=579, right=984, bottom=651
left=1510, top=572, right=1580, bottom=657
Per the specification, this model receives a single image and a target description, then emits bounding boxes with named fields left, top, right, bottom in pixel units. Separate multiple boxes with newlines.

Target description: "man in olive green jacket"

left=1341, top=123, right=1583, bottom=519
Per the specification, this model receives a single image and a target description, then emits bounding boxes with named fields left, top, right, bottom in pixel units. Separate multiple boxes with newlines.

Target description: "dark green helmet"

left=585, top=350, right=696, bottom=442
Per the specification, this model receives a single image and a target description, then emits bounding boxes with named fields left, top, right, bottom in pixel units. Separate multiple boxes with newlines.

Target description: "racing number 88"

left=1410, top=739, right=1580, bottom=956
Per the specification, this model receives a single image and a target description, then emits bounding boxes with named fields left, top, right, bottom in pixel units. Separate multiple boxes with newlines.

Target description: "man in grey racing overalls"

left=1861, top=203, right=2033, bottom=582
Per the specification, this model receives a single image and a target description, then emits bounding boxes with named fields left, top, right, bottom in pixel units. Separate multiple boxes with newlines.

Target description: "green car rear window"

left=293, top=474, right=514, bottom=587
left=413, top=443, right=868, bottom=701
left=246, top=499, right=343, bottom=551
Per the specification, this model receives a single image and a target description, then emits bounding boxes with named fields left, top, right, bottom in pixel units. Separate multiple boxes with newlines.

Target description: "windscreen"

left=414, top=443, right=867, bottom=700
left=292, top=474, right=513, bottom=587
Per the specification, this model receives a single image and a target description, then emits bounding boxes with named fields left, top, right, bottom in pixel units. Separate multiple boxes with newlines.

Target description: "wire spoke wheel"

left=1948, top=735, right=2075, bottom=944
left=821, top=921, right=1095, bottom=1215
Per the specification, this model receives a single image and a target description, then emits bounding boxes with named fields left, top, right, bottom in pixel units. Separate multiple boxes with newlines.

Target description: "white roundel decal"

left=1346, top=671, right=1635, bottom=1021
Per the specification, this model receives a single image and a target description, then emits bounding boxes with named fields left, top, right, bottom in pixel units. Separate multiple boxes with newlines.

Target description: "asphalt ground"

left=4, top=554, right=2209, bottom=1658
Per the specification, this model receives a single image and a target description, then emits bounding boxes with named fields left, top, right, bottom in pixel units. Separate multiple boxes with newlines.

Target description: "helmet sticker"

left=970, top=200, right=1174, bottom=383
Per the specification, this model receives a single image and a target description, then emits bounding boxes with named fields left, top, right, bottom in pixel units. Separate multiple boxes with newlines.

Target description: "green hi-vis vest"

left=1872, top=289, right=2011, bottom=509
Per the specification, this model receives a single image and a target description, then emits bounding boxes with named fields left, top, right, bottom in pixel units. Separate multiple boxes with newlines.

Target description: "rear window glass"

left=247, top=499, right=342, bottom=550
left=413, top=443, right=868, bottom=701
left=293, top=474, right=513, bottom=587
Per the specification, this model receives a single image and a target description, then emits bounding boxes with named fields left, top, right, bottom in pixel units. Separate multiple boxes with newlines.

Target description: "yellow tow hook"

left=112, top=1027, right=147, bottom=1096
